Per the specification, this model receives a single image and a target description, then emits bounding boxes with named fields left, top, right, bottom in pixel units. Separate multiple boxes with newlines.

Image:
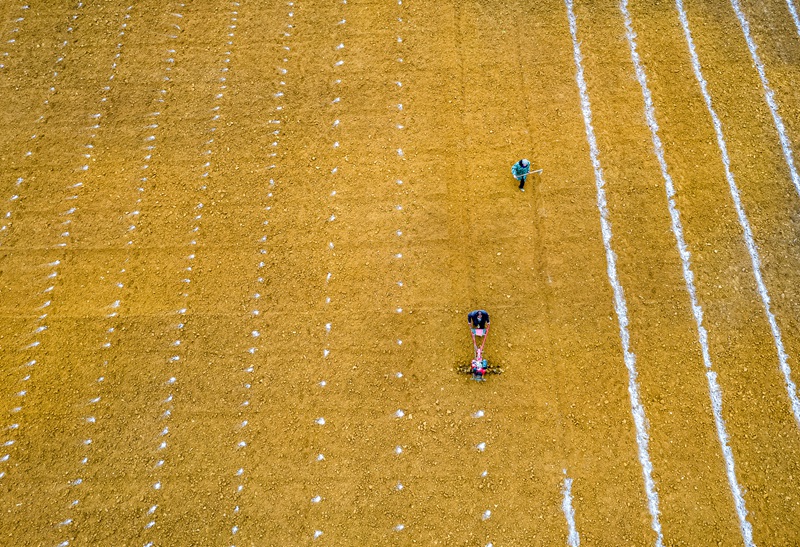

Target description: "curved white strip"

left=564, top=1, right=663, bottom=544
left=620, top=2, right=754, bottom=543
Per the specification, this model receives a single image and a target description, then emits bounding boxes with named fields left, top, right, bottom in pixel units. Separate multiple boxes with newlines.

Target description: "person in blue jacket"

left=511, top=159, right=531, bottom=191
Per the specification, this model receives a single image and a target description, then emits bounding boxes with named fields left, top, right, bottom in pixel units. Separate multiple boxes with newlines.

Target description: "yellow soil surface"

left=1, top=0, right=799, bottom=545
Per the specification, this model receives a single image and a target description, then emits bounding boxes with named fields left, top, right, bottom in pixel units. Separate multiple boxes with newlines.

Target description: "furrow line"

left=619, top=1, right=754, bottom=543
left=0, top=3, right=30, bottom=72
left=677, top=0, right=800, bottom=430
left=49, top=10, right=137, bottom=545
left=564, top=1, right=663, bottom=544
left=728, top=0, right=800, bottom=198
left=0, top=1, right=84, bottom=244
left=562, top=470, right=580, bottom=547
left=225, top=1, right=287, bottom=543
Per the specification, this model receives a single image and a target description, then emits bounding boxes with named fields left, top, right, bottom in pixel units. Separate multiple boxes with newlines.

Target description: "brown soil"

left=1, top=0, right=799, bottom=545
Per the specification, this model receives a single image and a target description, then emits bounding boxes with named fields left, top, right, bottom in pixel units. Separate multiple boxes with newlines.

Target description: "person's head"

left=476, top=311, right=483, bottom=319
left=520, top=159, right=530, bottom=167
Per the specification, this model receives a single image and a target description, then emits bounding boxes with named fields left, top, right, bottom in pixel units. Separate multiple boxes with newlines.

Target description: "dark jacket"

left=468, top=310, right=490, bottom=329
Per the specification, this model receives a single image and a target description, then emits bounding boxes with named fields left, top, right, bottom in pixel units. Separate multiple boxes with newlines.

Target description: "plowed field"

left=1, top=0, right=799, bottom=545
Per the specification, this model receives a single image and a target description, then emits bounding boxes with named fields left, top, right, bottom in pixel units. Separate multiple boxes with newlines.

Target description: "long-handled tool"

left=514, top=168, right=543, bottom=180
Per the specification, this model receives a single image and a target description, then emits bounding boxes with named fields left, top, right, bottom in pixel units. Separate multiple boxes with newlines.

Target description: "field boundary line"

left=676, top=0, right=800, bottom=430
left=564, top=1, right=664, bottom=544
left=620, top=1, right=755, bottom=543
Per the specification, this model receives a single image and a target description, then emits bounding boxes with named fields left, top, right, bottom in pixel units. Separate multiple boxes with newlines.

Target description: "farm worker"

left=511, top=158, right=531, bottom=191
left=467, top=310, right=490, bottom=331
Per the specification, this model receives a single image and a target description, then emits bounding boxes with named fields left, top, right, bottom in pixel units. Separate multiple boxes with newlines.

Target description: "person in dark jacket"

left=467, top=310, right=490, bottom=331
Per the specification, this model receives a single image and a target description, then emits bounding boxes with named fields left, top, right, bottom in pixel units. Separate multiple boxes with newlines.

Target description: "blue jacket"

left=511, top=162, right=530, bottom=179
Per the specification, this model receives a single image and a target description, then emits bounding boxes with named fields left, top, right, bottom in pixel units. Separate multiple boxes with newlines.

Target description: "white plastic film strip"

left=619, top=2, right=754, bottom=544
left=564, top=0, right=664, bottom=544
